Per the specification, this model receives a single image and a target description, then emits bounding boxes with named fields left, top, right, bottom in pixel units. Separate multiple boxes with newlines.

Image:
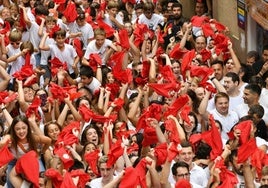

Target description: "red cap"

left=118, top=29, right=130, bottom=50
left=15, top=151, right=39, bottom=188
left=45, top=168, right=63, bottom=187
left=0, top=141, right=14, bottom=167
left=119, top=167, right=140, bottom=188
left=25, top=96, right=41, bottom=120
left=154, top=143, right=168, bottom=166
left=63, top=2, right=78, bottom=23
left=54, top=147, right=74, bottom=170
left=175, top=179, right=191, bottom=188
left=84, top=149, right=101, bottom=176
left=107, top=139, right=124, bottom=168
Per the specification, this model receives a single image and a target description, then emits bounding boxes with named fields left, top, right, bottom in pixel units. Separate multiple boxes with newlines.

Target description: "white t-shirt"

left=48, top=43, right=77, bottom=74
left=84, top=39, right=112, bottom=65
left=75, top=77, right=101, bottom=95
left=103, top=13, right=124, bottom=30
left=138, top=13, right=164, bottom=31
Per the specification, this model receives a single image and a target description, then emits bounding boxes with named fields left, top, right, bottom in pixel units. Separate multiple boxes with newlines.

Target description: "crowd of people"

left=0, top=0, right=268, bottom=187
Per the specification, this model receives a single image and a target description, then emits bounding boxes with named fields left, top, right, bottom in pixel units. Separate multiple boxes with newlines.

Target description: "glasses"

left=176, top=173, right=190, bottom=178
left=10, top=42, right=20, bottom=45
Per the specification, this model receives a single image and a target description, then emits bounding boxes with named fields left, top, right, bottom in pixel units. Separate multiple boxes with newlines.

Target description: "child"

left=39, top=28, right=79, bottom=78
left=103, top=1, right=124, bottom=30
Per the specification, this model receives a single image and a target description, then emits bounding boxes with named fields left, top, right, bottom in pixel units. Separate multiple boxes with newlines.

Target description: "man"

left=171, top=161, right=202, bottom=188
left=223, top=72, right=244, bottom=111
left=261, top=166, right=268, bottom=186
left=89, top=155, right=116, bottom=187
left=199, top=92, right=239, bottom=140
left=210, top=60, right=225, bottom=84
left=254, top=45, right=268, bottom=76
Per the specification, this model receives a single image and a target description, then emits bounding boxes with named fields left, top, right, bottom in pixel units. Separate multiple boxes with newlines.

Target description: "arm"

left=16, top=79, right=29, bottom=113
left=38, top=17, right=46, bottom=37
left=146, top=157, right=161, bottom=188
left=228, top=41, right=241, bottom=74
left=1, top=104, right=13, bottom=127
left=39, top=32, right=50, bottom=51
left=64, top=95, right=82, bottom=121
left=168, top=115, right=186, bottom=141
left=198, top=89, right=211, bottom=120
left=20, top=5, right=32, bottom=28
left=209, top=73, right=226, bottom=93
left=0, top=63, right=11, bottom=91
left=56, top=103, right=69, bottom=127
left=148, top=118, right=166, bottom=144
left=127, top=87, right=143, bottom=126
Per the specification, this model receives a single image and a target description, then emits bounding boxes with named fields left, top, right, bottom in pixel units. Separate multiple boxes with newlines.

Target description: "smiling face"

left=14, top=121, right=28, bottom=142
left=215, top=96, right=229, bottom=116
left=47, top=123, right=60, bottom=142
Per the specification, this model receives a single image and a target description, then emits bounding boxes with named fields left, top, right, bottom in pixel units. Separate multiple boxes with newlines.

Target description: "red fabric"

left=181, top=50, right=195, bottom=79
left=88, top=53, right=102, bottom=72
left=15, top=151, right=39, bottom=188
left=133, top=24, right=150, bottom=47
left=154, top=143, right=168, bottom=166
left=118, top=29, right=130, bottom=50
left=23, top=75, right=37, bottom=87
left=175, top=179, right=191, bottom=188
left=53, top=0, right=65, bottom=4
left=96, top=17, right=115, bottom=38
left=169, top=43, right=188, bottom=60
left=107, top=139, right=124, bottom=168
left=199, top=82, right=217, bottom=94
left=73, top=38, right=83, bottom=58
left=25, top=96, right=41, bottom=120
left=45, top=168, right=63, bottom=188
left=167, top=142, right=182, bottom=162
left=160, top=65, right=177, bottom=83
left=127, top=143, right=139, bottom=154
left=148, top=82, right=179, bottom=98
left=136, top=103, right=163, bottom=131
left=122, top=0, right=136, bottom=4
left=79, top=104, right=115, bottom=123
left=70, top=170, right=90, bottom=188
left=0, top=92, right=17, bottom=104
left=0, top=141, right=14, bottom=167
left=48, top=25, right=61, bottom=38
left=105, top=83, right=120, bottom=101
left=190, top=65, right=214, bottom=84
left=112, top=98, right=125, bottom=111
left=164, top=119, right=180, bottom=143
left=12, top=52, right=34, bottom=81
left=49, top=57, right=68, bottom=77
left=237, top=138, right=257, bottom=164
left=201, top=23, right=215, bottom=38
left=142, top=126, right=158, bottom=147
left=19, top=8, right=27, bottom=30
left=213, top=34, right=230, bottom=59
left=135, top=77, right=148, bottom=86
left=234, top=120, right=252, bottom=144
left=49, top=82, right=67, bottom=102
left=157, top=31, right=164, bottom=44
left=251, top=148, right=266, bottom=179
left=179, top=105, right=191, bottom=125
left=163, top=94, right=189, bottom=118
left=141, top=60, right=150, bottom=79
left=199, top=48, right=212, bottom=63
left=119, top=167, right=140, bottom=188
left=63, top=2, right=78, bottom=23
left=84, top=149, right=101, bottom=176
left=210, top=19, right=226, bottom=31
left=135, top=158, right=151, bottom=188
left=54, top=147, right=74, bottom=170
left=191, top=15, right=209, bottom=27
left=67, top=87, right=82, bottom=101
left=60, top=171, right=76, bottom=188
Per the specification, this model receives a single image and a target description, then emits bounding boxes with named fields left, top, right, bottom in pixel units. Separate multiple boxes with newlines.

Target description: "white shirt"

left=75, top=77, right=101, bottom=95
left=190, top=162, right=208, bottom=188
left=138, top=13, right=164, bottom=31
left=210, top=109, right=239, bottom=140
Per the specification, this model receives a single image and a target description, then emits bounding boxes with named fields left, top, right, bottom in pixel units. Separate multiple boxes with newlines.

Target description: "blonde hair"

left=94, top=28, right=106, bottom=37
left=107, top=1, right=119, bottom=10
left=9, top=29, right=22, bottom=42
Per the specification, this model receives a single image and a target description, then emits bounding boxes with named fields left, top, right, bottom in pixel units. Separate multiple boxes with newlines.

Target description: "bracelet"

left=210, top=77, right=216, bottom=81
left=1, top=107, right=6, bottom=111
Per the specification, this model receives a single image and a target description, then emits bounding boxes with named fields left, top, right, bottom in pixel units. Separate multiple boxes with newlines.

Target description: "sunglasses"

left=10, top=42, right=20, bottom=45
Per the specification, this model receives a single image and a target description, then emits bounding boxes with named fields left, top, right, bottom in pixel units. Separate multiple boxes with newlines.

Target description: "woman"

left=0, top=115, right=51, bottom=187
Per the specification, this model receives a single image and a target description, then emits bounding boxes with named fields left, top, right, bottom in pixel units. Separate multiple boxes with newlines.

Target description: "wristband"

left=210, top=77, right=216, bottom=81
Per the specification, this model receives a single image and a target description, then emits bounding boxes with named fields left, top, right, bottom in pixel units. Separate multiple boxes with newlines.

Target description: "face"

left=81, top=75, right=93, bottom=85
left=76, top=18, right=85, bottom=27
left=114, top=122, right=126, bottom=133
left=246, top=56, right=255, bottom=66
left=79, top=99, right=91, bottom=109
left=215, top=97, right=229, bottom=115
left=95, top=34, right=105, bottom=49
left=262, top=49, right=268, bottom=62
left=195, top=87, right=205, bottom=100
left=223, top=77, right=237, bottom=94
left=135, top=8, right=143, bottom=18
left=84, top=143, right=97, bottom=154
left=86, top=128, right=98, bottom=146
left=172, top=7, right=182, bottom=19
left=10, top=40, right=21, bottom=49
left=261, top=175, right=268, bottom=185
left=45, top=21, right=56, bottom=32
left=23, top=87, right=35, bottom=102
left=55, top=35, right=65, bottom=49
left=195, top=2, right=206, bottom=16
left=172, top=62, right=181, bottom=75
left=1, top=8, right=10, bottom=20
left=178, top=147, right=194, bottom=166
left=14, top=121, right=28, bottom=141
left=47, top=124, right=60, bottom=141
left=225, top=59, right=235, bottom=72
left=183, top=115, right=196, bottom=134
left=195, top=36, right=206, bottom=53
left=106, top=72, right=114, bottom=84
left=174, top=167, right=190, bottom=182
left=212, top=63, right=224, bottom=81
left=243, top=89, right=257, bottom=105
left=99, top=163, right=114, bottom=181
left=108, top=8, right=117, bottom=16
left=124, top=22, right=133, bottom=36
left=30, top=0, right=36, bottom=7
left=144, top=10, right=153, bottom=19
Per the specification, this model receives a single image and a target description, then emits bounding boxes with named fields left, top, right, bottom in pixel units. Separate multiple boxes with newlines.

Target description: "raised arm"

left=0, top=63, right=11, bottom=91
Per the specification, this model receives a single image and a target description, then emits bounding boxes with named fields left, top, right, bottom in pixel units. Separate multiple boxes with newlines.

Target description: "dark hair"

left=247, top=50, right=260, bottom=61
left=44, top=121, right=62, bottom=138
left=245, top=83, right=262, bottom=96
left=249, top=76, right=264, bottom=88
left=35, top=5, right=49, bottom=15
left=69, top=159, right=85, bottom=171
left=240, top=63, right=254, bottom=83
left=211, top=59, right=224, bottom=67
left=225, top=72, right=240, bottom=84
left=248, top=104, right=265, bottom=118
left=172, top=2, right=182, bottom=10
left=80, top=65, right=94, bottom=78
left=80, top=124, right=101, bottom=146
left=195, top=142, right=212, bottom=160
left=53, top=29, right=66, bottom=39
left=171, top=161, right=189, bottom=176
left=187, top=112, right=198, bottom=133
left=214, top=92, right=229, bottom=104
left=143, top=2, right=154, bottom=12
left=8, top=115, right=37, bottom=153
left=187, top=89, right=200, bottom=114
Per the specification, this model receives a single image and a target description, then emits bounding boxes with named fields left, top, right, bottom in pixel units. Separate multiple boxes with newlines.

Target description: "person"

left=210, top=60, right=225, bottom=84
left=261, top=166, right=268, bottom=186
left=171, top=161, right=203, bottom=188
left=253, top=45, right=268, bottom=76
left=0, top=115, right=51, bottom=187
left=199, top=92, right=239, bottom=140
left=138, top=2, right=164, bottom=31
left=103, top=1, right=124, bottom=30
left=223, top=72, right=244, bottom=111
left=246, top=50, right=260, bottom=66
left=89, top=155, right=116, bottom=187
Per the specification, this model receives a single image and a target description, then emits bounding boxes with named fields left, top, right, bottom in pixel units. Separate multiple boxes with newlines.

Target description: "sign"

left=237, top=0, right=246, bottom=30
